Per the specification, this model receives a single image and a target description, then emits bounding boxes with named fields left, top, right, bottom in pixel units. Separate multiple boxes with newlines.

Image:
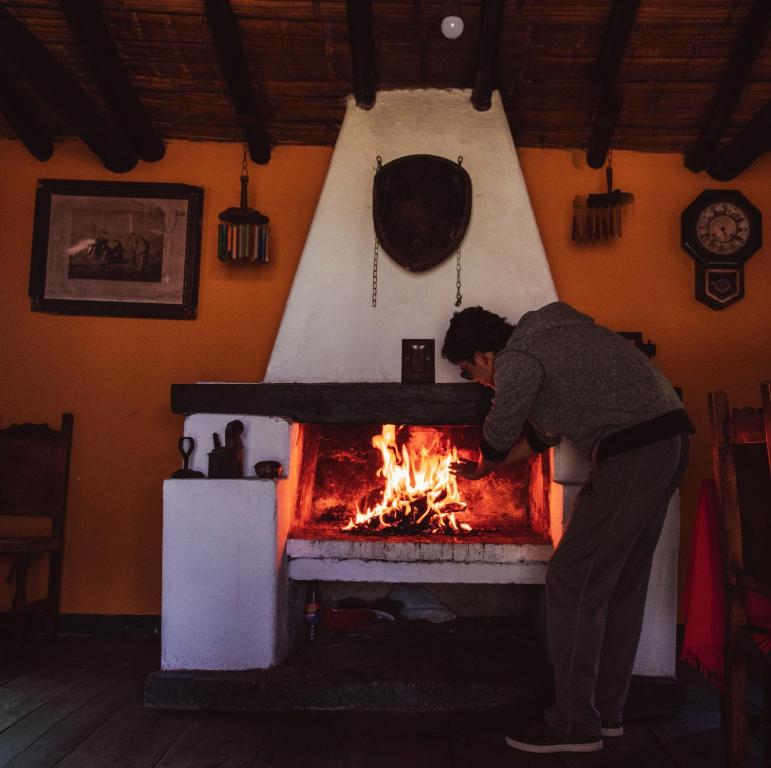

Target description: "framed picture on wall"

left=29, top=179, right=204, bottom=319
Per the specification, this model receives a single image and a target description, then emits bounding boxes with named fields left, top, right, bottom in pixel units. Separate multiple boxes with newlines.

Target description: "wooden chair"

left=708, top=383, right=771, bottom=768
left=0, top=413, right=74, bottom=650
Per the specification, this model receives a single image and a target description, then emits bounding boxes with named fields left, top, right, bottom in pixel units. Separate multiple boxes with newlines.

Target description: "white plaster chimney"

left=265, top=89, right=557, bottom=383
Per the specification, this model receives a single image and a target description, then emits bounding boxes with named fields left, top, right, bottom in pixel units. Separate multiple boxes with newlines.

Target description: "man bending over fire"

left=442, top=301, right=692, bottom=755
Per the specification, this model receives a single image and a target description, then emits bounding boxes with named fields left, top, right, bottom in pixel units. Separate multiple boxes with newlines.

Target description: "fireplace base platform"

left=287, top=535, right=552, bottom=584
left=145, top=617, right=683, bottom=717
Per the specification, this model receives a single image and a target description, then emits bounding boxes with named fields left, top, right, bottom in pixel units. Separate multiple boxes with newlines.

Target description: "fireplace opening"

left=290, top=423, right=552, bottom=546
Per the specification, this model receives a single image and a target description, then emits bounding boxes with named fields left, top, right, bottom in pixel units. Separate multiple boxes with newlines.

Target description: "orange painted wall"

left=517, top=148, right=771, bottom=612
left=0, top=138, right=769, bottom=616
left=0, top=139, right=333, bottom=613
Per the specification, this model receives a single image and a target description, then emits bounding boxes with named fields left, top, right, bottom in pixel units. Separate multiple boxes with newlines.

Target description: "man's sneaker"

left=504, top=720, right=603, bottom=754
left=600, top=721, right=624, bottom=737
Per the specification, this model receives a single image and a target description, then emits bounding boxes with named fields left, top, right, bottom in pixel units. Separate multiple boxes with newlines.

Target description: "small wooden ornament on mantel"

left=571, top=156, right=633, bottom=243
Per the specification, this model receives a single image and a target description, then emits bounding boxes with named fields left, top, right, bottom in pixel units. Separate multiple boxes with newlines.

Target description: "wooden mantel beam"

left=586, top=0, right=641, bottom=169
left=171, top=382, right=493, bottom=424
left=204, top=0, right=271, bottom=164
left=346, top=0, right=376, bottom=109
left=706, top=100, right=771, bottom=181
left=0, top=56, right=54, bottom=161
left=59, top=0, right=165, bottom=163
left=471, top=0, right=505, bottom=111
left=684, top=0, right=771, bottom=173
left=0, top=7, right=137, bottom=172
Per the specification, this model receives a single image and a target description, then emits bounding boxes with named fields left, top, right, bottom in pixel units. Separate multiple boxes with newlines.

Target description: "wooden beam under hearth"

left=204, top=0, right=271, bottom=164
left=346, top=0, right=376, bottom=109
left=0, top=56, right=54, bottom=161
left=706, top=100, right=771, bottom=181
left=0, top=7, right=137, bottom=172
left=471, top=0, right=505, bottom=111
left=59, top=0, right=164, bottom=163
left=586, top=0, right=641, bottom=169
left=684, top=0, right=771, bottom=173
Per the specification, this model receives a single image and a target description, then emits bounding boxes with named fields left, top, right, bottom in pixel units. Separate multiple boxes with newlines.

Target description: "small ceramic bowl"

left=254, top=460, right=282, bottom=479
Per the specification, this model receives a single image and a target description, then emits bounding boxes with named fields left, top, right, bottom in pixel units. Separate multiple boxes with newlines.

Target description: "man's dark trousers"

left=544, top=433, right=690, bottom=736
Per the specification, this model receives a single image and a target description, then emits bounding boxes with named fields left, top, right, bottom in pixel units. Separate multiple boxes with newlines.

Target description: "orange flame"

left=342, top=424, right=472, bottom=535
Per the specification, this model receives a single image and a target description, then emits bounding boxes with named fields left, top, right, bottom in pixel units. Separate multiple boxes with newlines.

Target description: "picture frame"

left=29, top=179, right=204, bottom=319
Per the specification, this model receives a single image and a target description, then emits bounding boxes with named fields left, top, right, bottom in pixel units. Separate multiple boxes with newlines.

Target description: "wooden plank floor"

left=0, top=635, right=764, bottom=768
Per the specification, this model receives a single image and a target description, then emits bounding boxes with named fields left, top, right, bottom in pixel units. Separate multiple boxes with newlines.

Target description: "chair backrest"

left=0, top=413, right=74, bottom=538
left=708, top=383, right=771, bottom=588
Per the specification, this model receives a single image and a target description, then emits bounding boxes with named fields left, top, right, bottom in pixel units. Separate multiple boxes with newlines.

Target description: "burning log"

left=342, top=424, right=472, bottom=535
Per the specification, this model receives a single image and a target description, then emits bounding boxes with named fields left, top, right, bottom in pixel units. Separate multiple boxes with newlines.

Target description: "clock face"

left=681, top=190, right=762, bottom=267
left=695, top=202, right=751, bottom=256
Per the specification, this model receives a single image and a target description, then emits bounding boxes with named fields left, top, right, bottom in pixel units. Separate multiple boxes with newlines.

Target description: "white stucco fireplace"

left=159, top=89, right=680, bottom=689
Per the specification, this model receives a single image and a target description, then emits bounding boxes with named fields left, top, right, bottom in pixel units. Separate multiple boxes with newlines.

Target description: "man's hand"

left=450, top=437, right=533, bottom=481
left=450, top=457, right=491, bottom=481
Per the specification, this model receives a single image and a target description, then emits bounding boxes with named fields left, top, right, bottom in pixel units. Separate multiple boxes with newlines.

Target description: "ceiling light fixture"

left=440, top=0, right=464, bottom=39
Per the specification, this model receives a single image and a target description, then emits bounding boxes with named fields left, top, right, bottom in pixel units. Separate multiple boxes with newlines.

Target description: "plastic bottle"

left=304, top=581, right=320, bottom=641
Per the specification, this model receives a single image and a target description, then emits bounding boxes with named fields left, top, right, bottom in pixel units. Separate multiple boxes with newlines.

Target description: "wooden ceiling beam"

left=471, top=0, right=505, bottom=111
left=204, top=0, right=271, bottom=164
left=59, top=0, right=164, bottom=163
left=587, top=88, right=623, bottom=169
left=0, top=56, right=54, bottom=161
left=0, top=7, right=137, bottom=172
left=346, top=0, right=376, bottom=109
left=706, top=100, right=771, bottom=181
left=684, top=0, right=771, bottom=173
left=586, top=0, right=641, bottom=169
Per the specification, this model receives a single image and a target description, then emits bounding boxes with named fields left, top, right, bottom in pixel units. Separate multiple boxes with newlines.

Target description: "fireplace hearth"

left=145, top=614, right=683, bottom=716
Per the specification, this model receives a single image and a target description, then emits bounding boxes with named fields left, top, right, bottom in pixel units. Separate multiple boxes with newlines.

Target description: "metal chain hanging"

left=455, top=245, right=462, bottom=307
left=372, top=237, right=379, bottom=307
left=454, top=156, right=464, bottom=307
left=372, top=156, right=383, bottom=307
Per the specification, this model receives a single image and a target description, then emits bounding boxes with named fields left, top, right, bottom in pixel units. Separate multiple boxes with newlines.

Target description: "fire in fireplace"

left=341, top=424, right=471, bottom=535
left=291, top=422, right=552, bottom=547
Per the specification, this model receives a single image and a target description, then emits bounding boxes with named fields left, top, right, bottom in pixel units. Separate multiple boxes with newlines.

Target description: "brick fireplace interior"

left=292, top=423, right=551, bottom=546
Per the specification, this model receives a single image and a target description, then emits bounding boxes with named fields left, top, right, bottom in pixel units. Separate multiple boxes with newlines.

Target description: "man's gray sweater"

left=483, top=302, right=687, bottom=460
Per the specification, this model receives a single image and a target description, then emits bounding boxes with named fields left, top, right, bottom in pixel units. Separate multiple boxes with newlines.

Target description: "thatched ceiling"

left=0, top=0, right=769, bottom=177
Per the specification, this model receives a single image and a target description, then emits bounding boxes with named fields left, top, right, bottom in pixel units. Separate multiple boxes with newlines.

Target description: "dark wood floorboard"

left=0, top=673, right=118, bottom=764
left=53, top=700, right=189, bottom=768
left=154, top=712, right=275, bottom=768
left=56, top=701, right=187, bottom=768
left=560, top=726, right=679, bottom=768
left=0, top=636, right=764, bottom=768
left=449, top=711, right=558, bottom=767
left=347, top=711, right=454, bottom=768
left=4, top=681, right=138, bottom=768
left=253, top=711, right=351, bottom=768
left=655, top=727, right=727, bottom=768
left=0, top=674, right=74, bottom=733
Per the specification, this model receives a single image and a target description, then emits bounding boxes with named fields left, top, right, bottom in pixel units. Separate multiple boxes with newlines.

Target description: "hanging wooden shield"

left=373, top=154, right=471, bottom=272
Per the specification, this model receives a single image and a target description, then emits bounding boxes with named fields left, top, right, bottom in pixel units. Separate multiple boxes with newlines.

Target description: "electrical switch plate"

left=401, top=339, right=435, bottom=383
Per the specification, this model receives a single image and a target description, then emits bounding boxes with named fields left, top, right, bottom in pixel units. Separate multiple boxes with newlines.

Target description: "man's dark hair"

left=441, top=306, right=515, bottom=364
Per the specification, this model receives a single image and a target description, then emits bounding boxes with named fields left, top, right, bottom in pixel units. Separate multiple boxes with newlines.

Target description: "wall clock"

left=681, top=190, right=762, bottom=310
